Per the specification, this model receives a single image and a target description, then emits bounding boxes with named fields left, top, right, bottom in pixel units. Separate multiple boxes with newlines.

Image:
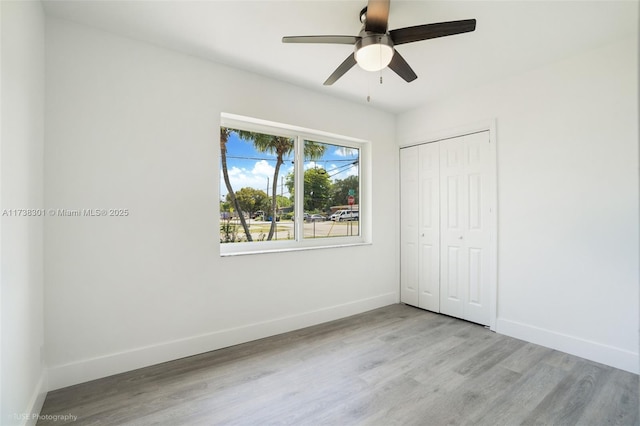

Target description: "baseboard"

left=496, top=318, right=639, bottom=374
left=48, top=292, right=397, bottom=391
left=23, top=371, right=48, bottom=426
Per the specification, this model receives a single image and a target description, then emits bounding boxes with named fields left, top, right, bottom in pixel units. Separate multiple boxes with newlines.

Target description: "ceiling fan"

left=282, top=0, right=476, bottom=85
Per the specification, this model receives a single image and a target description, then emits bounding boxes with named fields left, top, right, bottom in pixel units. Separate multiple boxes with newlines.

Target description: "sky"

left=220, top=131, right=358, bottom=200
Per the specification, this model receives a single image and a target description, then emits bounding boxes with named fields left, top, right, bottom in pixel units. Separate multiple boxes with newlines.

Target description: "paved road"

left=225, top=219, right=359, bottom=241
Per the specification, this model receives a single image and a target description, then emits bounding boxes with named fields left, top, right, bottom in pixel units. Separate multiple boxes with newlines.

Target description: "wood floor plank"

left=453, top=335, right=527, bottom=378
left=499, top=342, right=554, bottom=374
left=577, top=368, right=640, bottom=426
left=521, top=360, right=614, bottom=426
left=38, top=304, right=639, bottom=426
left=469, top=362, right=568, bottom=425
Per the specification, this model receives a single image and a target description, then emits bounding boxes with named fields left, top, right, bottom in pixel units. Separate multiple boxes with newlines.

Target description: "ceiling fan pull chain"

left=378, top=44, right=383, bottom=85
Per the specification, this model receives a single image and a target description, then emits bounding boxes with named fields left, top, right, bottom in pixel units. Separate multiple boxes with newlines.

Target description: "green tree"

left=329, top=175, right=359, bottom=207
left=275, top=195, right=292, bottom=209
left=261, top=195, right=292, bottom=218
left=286, top=168, right=332, bottom=211
left=285, top=172, right=295, bottom=203
left=306, top=169, right=332, bottom=211
left=230, top=187, right=268, bottom=218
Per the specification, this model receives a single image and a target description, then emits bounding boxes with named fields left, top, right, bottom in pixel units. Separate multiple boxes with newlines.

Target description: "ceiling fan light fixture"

left=354, top=35, right=394, bottom=72
left=282, top=0, right=477, bottom=85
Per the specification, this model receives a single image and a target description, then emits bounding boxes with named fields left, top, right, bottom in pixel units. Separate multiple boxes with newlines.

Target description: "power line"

left=327, top=161, right=359, bottom=178
left=226, top=156, right=357, bottom=163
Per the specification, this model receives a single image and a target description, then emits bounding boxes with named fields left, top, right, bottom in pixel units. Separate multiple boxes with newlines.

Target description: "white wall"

left=398, top=36, right=639, bottom=373
left=44, top=17, right=398, bottom=390
left=1, top=1, right=47, bottom=425
left=30, top=4, right=639, bottom=399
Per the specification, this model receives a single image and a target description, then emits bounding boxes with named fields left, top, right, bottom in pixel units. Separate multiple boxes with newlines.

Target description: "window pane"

left=220, top=127, right=295, bottom=243
left=302, top=140, right=359, bottom=239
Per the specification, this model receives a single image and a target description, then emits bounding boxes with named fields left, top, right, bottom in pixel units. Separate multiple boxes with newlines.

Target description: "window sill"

left=220, top=241, right=372, bottom=257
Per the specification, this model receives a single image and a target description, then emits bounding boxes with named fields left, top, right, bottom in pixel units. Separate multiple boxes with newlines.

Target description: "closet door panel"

left=439, top=137, right=466, bottom=319
left=418, top=144, right=440, bottom=311
left=440, top=132, right=491, bottom=325
left=400, top=147, right=419, bottom=306
left=461, top=132, right=492, bottom=325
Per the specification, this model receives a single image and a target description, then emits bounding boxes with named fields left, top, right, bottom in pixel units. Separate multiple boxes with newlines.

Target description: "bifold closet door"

left=439, top=131, right=492, bottom=325
left=401, top=131, right=493, bottom=326
left=400, top=144, right=440, bottom=312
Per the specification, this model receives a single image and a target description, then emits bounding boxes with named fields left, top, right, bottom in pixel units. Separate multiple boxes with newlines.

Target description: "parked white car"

left=330, top=210, right=359, bottom=221
left=330, top=210, right=345, bottom=221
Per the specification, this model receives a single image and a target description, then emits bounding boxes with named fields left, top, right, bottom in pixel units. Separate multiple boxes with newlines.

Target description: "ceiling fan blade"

left=282, top=35, right=359, bottom=45
left=388, top=50, right=417, bottom=82
left=390, top=19, right=476, bottom=46
left=364, top=0, right=390, bottom=34
left=324, top=53, right=357, bottom=86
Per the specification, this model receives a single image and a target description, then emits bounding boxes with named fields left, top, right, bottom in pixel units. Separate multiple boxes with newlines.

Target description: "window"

left=219, top=113, right=368, bottom=255
left=302, top=140, right=359, bottom=239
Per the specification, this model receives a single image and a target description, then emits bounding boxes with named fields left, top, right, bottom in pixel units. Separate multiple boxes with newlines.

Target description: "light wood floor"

left=38, top=304, right=639, bottom=425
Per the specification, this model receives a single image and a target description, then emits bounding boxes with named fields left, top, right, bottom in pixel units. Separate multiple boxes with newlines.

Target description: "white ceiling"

left=42, top=0, right=638, bottom=114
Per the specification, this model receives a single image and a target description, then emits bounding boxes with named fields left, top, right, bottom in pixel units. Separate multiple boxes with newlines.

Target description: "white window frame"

left=219, top=113, right=371, bottom=256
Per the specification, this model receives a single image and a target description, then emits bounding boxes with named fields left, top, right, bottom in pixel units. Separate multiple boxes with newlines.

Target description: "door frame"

left=399, top=119, right=498, bottom=331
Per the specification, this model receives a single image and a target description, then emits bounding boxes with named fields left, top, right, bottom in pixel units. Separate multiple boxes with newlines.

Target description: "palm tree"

left=222, top=126, right=327, bottom=241
left=304, top=140, right=328, bottom=164
left=243, top=132, right=294, bottom=240
left=220, top=127, right=252, bottom=241
left=235, top=132, right=327, bottom=240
